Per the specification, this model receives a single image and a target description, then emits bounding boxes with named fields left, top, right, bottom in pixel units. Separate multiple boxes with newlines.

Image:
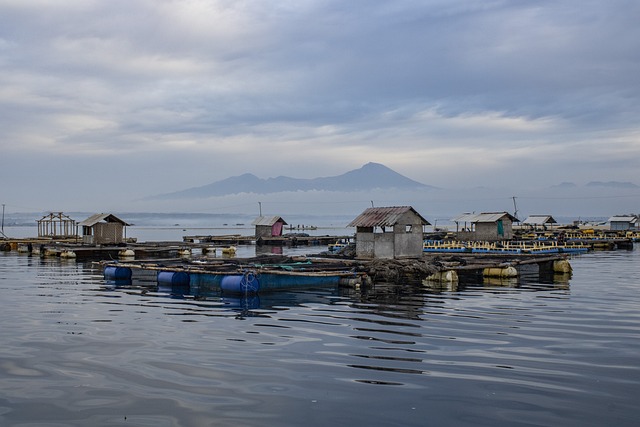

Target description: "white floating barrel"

left=483, top=266, right=518, bottom=278
left=60, top=250, right=77, bottom=259
left=119, top=249, right=135, bottom=258
left=553, top=259, right=572, bottom=274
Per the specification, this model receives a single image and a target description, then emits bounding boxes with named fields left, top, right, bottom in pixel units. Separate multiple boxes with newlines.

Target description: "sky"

left=1, top=0, right=639, bottom=217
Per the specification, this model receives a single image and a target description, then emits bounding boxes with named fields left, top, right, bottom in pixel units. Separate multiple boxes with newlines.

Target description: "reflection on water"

left=1, top=250, right=639, bottom=427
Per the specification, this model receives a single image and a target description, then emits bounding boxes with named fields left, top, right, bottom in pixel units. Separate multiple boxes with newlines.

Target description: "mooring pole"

left=1, top=204, right=5, bottom=238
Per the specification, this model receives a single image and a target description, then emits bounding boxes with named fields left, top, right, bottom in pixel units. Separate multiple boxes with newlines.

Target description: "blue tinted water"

left=0, top=248, right=639, bottom=426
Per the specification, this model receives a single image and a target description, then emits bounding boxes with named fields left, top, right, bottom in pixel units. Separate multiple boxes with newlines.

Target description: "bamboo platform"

left=182, top=234, right=350, bottom=246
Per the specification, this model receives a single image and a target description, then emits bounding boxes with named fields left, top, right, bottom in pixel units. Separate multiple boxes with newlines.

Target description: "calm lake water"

left=0, top=244, right=639, bottom=426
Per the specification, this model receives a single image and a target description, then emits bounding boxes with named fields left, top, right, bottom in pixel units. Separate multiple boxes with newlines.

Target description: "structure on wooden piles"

left=252, top=216, right=288, bottom=239
left=608, top=215, right=638, bottom=231
left=453, top=212, right=518, bottom=241
left=522, top=215, right=557, bottom=230
left=37, top=212, right=78, bottom=238
left=347, top=206, right=430, bottom=259
left=79, top=213, right=130, bottom=245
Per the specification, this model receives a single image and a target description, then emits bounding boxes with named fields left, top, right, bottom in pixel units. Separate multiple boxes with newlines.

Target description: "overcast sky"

left=1, top=0, right=639, bottom=215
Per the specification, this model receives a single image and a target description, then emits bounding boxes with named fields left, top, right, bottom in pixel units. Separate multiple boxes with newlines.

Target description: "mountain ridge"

left=146, top=162, right=435, bottom=200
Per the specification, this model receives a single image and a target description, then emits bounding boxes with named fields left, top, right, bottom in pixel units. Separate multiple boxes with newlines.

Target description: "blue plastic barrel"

left=157, top=271, right=190, bottom=286
left=220, top=274, right=260, bottom=294
left=104, top=266, right=132, bottom=281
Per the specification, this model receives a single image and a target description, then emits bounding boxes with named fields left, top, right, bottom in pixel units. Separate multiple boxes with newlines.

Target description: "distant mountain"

left=146, top=162, right=434, bottom=200
left=586, top=181, right=639, bottom=189
left=551, top=182, right=578, bottom=189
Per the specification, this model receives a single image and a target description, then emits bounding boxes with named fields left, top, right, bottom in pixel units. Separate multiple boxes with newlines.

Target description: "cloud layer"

left=1, top=0, right=639, bottom=214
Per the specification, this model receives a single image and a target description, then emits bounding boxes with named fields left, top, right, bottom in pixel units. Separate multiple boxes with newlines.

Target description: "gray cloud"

left=1, top=0, right=639, bottom=214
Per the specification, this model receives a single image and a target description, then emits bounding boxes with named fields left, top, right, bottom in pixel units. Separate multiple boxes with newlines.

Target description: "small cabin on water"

left=79, top=213, right=130, bottom=245
left=609, top=215, right=638, bottom=231
left=522, top=215, right=557, bottom=230
left=347, top=206, right=430, bottom=259
left=453, top=212, right=518, bottom=241
left=252, top=216, right=288, bottom=239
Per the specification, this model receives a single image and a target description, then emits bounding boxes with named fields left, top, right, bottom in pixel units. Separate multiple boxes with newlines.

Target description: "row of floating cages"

left=422, top=240, right=590, bottom=254
left=103, top=266, right=259, bottom=294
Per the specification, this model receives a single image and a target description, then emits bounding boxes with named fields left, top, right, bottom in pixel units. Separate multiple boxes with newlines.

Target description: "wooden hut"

left=37, top=212, right=78, bottom=238
left=453, top=212, right=518, bottom=241
left=252, top=216, right=288, bottom=239
left=79, top=213, right=130, bottom=245
left=347, top=206, right=430, bottom=259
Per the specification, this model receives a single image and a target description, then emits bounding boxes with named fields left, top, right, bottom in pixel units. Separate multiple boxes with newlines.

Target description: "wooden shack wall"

left=93, top=223, right=123, bottom=245
left=255, top=224, right=274, bottom=239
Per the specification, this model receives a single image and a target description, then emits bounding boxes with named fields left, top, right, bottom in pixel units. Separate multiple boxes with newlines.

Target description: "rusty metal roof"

left=347, top=206, right=430, bottom=227
left=79, top=213, right=130, bottom=227
left=251, top=216, right=288, bottom=226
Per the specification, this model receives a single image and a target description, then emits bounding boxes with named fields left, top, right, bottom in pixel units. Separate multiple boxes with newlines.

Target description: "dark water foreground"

left=0, top=249, right=639, bottom=427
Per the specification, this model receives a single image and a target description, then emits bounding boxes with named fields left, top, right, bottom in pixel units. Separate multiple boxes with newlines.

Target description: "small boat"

left=328, top=239, right=350, bottom=252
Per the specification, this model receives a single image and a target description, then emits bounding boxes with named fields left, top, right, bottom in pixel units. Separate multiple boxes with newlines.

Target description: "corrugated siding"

left=451, top=213, right=478, bottom=223
left=608, top=216, right=637, bottom=223
left=452, top=212, right=518, bottom=224
left=79, top=213, right=129, bottom=227
left=78, top=213, right=109, bottom=227
left=252, top=216, right=287, bottom=226
left=523, top=215, right=556, bottom=225
left=347, top=206, right=429, bottom=227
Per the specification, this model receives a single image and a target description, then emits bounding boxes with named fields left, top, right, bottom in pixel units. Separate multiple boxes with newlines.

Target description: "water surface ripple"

left=1, top=250, right=639, bottom=426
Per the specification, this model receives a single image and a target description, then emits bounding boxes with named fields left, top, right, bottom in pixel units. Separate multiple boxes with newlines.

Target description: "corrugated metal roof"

left=523, top=215, right=557, bottom=225
left=251, top=216, right=288, bottom=226
left=608, top=215, right=638, bottom=223
left=347, top=206, right=430, bottom=227
left=452, top=212, right=518, bottom=223
left=451, top=213, right=478, bottom=223
left=79, top=213, right=130, bottom=227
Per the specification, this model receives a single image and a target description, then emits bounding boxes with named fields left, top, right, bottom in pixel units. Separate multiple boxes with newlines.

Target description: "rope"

left=242, top=270, right=260, bottom=294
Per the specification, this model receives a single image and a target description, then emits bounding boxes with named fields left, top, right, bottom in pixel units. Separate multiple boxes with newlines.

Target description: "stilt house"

left=252, top=216, right=288, bottom=239
left=79, top=213, right=130, bottom=245
left=347, top=206, right=430, bottom=259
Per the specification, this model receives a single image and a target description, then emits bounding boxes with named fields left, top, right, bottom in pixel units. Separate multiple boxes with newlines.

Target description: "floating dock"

left=95, top=248, right=575, bottom=296
left=182, top=234, right=350, bottom=247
